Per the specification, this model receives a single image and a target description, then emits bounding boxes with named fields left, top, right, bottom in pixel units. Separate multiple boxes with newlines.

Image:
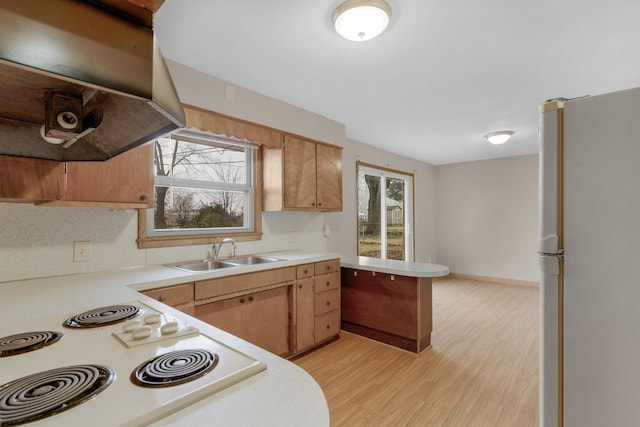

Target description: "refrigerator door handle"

left=538, top=234, right=559, bottom=254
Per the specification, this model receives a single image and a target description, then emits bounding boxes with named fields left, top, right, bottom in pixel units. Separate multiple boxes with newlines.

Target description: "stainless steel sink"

left=223, top=256, right=284, bottom=266
left=170, top=260, right=237, bottom=272
left=168, top=256, right=284, bottom=272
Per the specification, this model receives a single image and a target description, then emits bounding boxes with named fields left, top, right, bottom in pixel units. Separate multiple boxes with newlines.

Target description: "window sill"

left=137, top=231, right=263, bottom=249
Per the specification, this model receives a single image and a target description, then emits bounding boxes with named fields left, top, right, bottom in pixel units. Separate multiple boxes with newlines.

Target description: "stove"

left=0, top=301, right=266, bottom=426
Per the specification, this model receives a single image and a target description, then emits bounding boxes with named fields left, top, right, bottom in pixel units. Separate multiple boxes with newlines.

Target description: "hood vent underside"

left=0, top=0, right=185, bottom=161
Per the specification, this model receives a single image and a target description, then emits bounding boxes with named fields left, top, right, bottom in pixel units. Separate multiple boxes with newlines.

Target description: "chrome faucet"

left=212, top=237, right=236, bottom=259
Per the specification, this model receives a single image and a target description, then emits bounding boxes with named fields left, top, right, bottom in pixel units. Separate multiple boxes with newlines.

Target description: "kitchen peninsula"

left=340, top=257, right=449, bottom=353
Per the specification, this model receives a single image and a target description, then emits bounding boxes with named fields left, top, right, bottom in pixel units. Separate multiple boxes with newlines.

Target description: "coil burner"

left=131, top=349, right=219, bottom=388
left=0, top=364, right=114, bottom=426
left=0, top=331, right=63, bottom=357
left=64, top=304, right=140, bottom=328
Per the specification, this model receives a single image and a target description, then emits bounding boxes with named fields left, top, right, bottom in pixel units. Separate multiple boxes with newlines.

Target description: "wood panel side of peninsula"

left=340, top=267, right=432, bottom=353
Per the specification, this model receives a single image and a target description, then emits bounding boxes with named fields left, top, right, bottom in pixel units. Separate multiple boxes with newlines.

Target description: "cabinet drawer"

left=315, top=311, right=340, bottom=343
left=314, top=271, right=340, bottom=294
left=314, top=259, right=340, bottom=275
left=296, top=263, right=314, bottom=279
left=143, top=283, right=193, bottom=307
left=314, top=289, right=340, bottom=316
left=195, top=267, right=295, bottom=300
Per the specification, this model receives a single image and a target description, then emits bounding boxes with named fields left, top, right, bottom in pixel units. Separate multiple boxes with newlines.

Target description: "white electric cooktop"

left=0, top=301, right=266, bottom=426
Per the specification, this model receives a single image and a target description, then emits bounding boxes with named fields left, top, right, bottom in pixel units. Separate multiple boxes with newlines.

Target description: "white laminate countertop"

left=340, top=256, right=450, bottom=278
left=0, top=250, right=336, bottom=427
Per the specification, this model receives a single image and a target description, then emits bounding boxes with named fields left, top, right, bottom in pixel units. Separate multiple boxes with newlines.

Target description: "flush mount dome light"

left=485, top=130, right=514, bottom=145
left=333, top=0, right=392, bottom=41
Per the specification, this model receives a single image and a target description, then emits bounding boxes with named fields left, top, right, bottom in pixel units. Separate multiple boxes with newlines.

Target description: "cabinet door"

left=316, top=143, right=342, bottom=211
left=195, top=285, right=292, bottom=357
left=62, top=144, right=153, bottom=207
left=244, top=286, right=291, bottom=356
left=142, top=283, right=194, bottom=307
left=0, top=155, right=64, bottom=201
left=315, top=311, right=341, bottom=343
left=194, top=295, right=245, bottom=338
left=295, top=277, right=315, bottom=352
left=283, top=135, right=317, bottom=209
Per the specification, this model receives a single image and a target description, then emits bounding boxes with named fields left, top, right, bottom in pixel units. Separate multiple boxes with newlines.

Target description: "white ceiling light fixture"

left=333, top=0, right=392, bottom=42
left=484, top=130, right=514, bottom=145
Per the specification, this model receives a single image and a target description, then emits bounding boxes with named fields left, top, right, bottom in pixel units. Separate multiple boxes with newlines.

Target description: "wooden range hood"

left=0, top=0, right=185, bottom=161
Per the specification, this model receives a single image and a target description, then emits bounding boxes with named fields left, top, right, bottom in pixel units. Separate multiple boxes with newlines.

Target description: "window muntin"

left=148, top=130, right=256, bottom=237
left=357, top=163, right=414, bottom=261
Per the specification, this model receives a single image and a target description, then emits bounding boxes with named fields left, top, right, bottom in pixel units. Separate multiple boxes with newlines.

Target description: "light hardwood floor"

left=293, top=277, right=539, bottom=427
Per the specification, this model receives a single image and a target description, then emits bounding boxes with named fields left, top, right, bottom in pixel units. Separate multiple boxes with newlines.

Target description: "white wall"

left=435, top=154, right=539, bottom=282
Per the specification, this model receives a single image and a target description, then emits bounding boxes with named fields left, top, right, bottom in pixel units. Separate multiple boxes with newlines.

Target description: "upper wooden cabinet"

left=263, top=135, right=342, bottom=212
left=0, top=156, right=64, bottom=202
left=0, top=144, right=153, bottom=208
left=50, top=143, right=153, bottom=208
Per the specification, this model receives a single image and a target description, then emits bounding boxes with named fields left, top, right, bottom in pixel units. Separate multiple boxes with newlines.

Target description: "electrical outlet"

left=288, top=231, right=296, bottom=243
left=73, top=241, right=91, bottom=262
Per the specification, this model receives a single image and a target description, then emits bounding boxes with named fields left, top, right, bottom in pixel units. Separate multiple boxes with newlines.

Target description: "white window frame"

left=357, top=163, right=414, bottom=261
left=146, top=129, right=258, bottom=238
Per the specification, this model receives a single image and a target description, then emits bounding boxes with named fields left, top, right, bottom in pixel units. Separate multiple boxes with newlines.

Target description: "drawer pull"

left=158, top=295, right=165, bottom=302
left=326, top=301, right=330, bottom=306
left=298, top=283, right=303, bottom=289
left=326, top=281, right=330, bottom=287
left=326, top=324, right=330, bottom=330
left=240, top=298, right=246, bottom=304
left=248, top=296, right=254, bottom=302
left=303, top=269, right=308, bottom=274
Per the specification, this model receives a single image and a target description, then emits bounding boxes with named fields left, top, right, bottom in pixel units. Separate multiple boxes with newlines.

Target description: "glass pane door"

left=358, top=173, right=382, bottom=258
left=386, top=177, right=405, bottom=260
left=357, top=163, right=414, bottom=261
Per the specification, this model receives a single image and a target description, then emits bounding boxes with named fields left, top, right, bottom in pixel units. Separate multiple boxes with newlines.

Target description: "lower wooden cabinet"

left=341, top=267, right=433, bottom=353
left=194, top=286, right=292, bottom=357
left=140, top=258, right=341, bottom=358
left=295, top=276, right=315, bottom=352
left=294, top=259, right=341, bottom=355
left=315, top=311, right=341, bottom=343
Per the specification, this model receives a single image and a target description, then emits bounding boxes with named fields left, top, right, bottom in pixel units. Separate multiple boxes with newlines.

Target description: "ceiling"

left=154, top=0, right=640, bottom=165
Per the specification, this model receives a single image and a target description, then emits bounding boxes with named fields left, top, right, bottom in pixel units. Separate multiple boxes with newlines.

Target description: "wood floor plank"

left=293, top=277, right=539, bottom=426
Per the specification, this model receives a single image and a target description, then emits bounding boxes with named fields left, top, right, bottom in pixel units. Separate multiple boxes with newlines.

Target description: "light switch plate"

left=73, top=241, right=90, bottom=262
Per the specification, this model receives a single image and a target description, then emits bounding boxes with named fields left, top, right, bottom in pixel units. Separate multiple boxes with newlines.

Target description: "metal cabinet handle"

left=158, top=295, right=165, bottom=302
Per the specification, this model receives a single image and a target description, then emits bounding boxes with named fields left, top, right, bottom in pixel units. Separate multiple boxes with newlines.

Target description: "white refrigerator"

left=538, top=87, right=640, bottom=427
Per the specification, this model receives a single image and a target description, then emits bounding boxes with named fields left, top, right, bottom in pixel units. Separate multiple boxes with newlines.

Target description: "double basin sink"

left=169, top=256, right=285, bottom=273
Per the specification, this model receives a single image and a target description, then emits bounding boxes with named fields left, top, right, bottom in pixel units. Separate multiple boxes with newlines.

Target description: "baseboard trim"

left=442, top=273, right=539, bottom=288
